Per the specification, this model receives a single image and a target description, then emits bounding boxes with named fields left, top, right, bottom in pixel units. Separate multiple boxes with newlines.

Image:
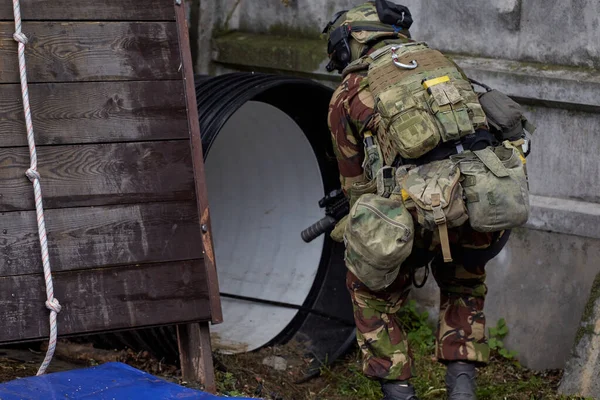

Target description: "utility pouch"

left=375, top=85, right=440, bottom=162
left=363, top=132, right=384, bottom=181
left=425, top=81, right=474, bottom=142
left=475, top=86, right=536, bottom=141
left=452, top=141, right=530, bottom=232
left=399, top=159, right=468, bottom=262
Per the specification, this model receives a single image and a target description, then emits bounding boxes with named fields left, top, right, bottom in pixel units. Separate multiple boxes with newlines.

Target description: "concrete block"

left=558, top=273, right=600, bottom=398
left=212, top=0, right=600, bottom=69
left=528, top=195, right=600, bottom=240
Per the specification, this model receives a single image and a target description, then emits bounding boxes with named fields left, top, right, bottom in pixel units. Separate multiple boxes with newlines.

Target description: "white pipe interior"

left=205, top=101, right=326, bottom=353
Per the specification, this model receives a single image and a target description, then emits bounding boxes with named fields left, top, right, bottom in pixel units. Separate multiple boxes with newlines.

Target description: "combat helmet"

left=322, top=0, right=413, bottom=73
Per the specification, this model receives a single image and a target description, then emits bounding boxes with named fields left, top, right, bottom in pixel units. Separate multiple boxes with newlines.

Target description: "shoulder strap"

left=341, top=57, right=371, bottom=78
left=473, top=147, right=510, bottom=178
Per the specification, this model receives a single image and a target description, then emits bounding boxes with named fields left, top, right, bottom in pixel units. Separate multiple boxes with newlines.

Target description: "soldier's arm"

left=327, top=74, right=375, bottom=195
left=328, top=77, right=366, bottom=195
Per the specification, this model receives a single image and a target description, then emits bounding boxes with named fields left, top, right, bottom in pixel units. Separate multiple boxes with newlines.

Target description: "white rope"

left=12, top=0, right=61, bottom=376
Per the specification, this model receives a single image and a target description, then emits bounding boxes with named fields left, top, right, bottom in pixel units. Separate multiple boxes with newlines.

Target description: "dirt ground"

left=0, top=339, right=590, bottom=400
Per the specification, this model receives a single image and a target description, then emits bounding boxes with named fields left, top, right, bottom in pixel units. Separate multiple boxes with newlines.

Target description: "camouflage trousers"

left=346, top=224, right=506, bottom=382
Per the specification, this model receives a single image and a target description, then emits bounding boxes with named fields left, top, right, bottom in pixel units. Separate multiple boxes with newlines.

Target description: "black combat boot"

left=445, top=362, right=477, bottom=399
left=380, top=380, right=419, bottom=400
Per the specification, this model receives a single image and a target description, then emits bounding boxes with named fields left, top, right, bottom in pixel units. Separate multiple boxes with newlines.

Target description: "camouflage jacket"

left=328, top=70, right=377, bottom=194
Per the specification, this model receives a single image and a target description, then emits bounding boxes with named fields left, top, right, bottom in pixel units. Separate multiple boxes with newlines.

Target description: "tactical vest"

left=343, top=42, right=488, bottom=166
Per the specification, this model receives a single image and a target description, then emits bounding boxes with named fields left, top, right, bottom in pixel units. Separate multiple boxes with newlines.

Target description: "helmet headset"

left=323, top=0, right=414, bottom=73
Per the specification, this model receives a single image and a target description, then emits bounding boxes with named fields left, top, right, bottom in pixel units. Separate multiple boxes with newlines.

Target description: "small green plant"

left=215, top=371, right=245, bottom=397
left=488, top=318, right=518, bottom=361
left=398, top=300, right=436, bottom=354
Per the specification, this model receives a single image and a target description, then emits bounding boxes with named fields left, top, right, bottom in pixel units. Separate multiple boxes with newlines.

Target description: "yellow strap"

left=519, top=154, right=527, bottom=165
left=401, top=189, right=410, bottom=202
left=422, top=75, right=450, bottom=90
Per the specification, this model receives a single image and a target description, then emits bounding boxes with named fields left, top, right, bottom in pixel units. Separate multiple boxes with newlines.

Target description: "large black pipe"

left=93, top=73, right=356, bottom=379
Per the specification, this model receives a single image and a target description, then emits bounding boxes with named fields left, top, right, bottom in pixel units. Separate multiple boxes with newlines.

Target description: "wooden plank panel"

left=0, top=260, right=209, bottom=344
left=174, top=2, right=223, bottom=324
left=0, top=141, right=195, bottom=211
left=0, top=201, right=203, bottom=277
left=0, top=0, right=175, bottom=21
left=0, top=22, right=180, bottom=83
left=0, top=81, right=187, bottom=147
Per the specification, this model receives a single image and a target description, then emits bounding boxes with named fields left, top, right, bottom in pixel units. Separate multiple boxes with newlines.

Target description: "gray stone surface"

left=262, top=355, right=288, bottom=371
left=410, top=228, right=600, bottom=370
left=195, top=0, right=216, bottom=74
left=453, top=55, right=600, bottom=109
left=522, top=107, right=600, bottom=204
left=528, top=195, right=600, bottom=240
left=210, top=0, right=600, bottom=68
left=558, top=273, right=600, bottom=398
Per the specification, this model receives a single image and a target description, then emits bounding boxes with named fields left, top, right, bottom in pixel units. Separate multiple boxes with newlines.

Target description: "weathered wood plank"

left=177, top=322, right=217, bottom=392
left=0, top=201, right=203, bottom=277
left=175, top=0, right=224, bottom=325
left=0, top=22, right=180, bottom=83
left=0, top=81, right=187, bottom=147
left=0, top=141, right=195, bottom=211
left=0, top=0, right=175, bottom=21
left=0, top=260, right=209, bottom=344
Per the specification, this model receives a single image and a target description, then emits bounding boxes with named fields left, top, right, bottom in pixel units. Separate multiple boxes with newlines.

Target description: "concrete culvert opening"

left=91, top=73, right=356, bottom=378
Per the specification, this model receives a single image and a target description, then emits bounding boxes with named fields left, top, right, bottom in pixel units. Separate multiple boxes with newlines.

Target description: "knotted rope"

left=12, top=0, right=61, bottom=376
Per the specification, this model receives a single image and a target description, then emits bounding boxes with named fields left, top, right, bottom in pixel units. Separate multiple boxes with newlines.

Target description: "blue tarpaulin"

left=0, top=362, right=256, bottom=399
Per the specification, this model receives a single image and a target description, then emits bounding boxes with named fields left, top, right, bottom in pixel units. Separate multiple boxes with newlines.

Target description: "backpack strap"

left=341, top=57, right=370, bottom=78
left=431, top=193, right=452, bottom=263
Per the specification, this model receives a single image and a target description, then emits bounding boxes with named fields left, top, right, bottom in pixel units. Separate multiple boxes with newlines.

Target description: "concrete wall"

left=192, top=0, right=600, bottom=371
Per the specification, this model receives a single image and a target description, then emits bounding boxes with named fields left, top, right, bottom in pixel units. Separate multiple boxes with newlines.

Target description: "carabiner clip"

left=391, top=45, right=418, bottom=70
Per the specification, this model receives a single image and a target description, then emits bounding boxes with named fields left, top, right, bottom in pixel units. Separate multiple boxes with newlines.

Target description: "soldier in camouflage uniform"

left=322, top=2, right=518, bottom=399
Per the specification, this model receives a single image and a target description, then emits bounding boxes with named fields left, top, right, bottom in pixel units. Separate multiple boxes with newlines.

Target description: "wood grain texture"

left=0, top=22, right=180, bottom=83
left=0, top=141, right=195, bottom=211
left=0, top=201, right=203, bottom=277
left=177, top=322, right=216, bottom=392
left=175, top=0, right=224, bottom=325
left=0, top=0, right=175, bottom=21
left=0, top=81, right=187, bottom=147
left=0, top=260, right=209, bottom=344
